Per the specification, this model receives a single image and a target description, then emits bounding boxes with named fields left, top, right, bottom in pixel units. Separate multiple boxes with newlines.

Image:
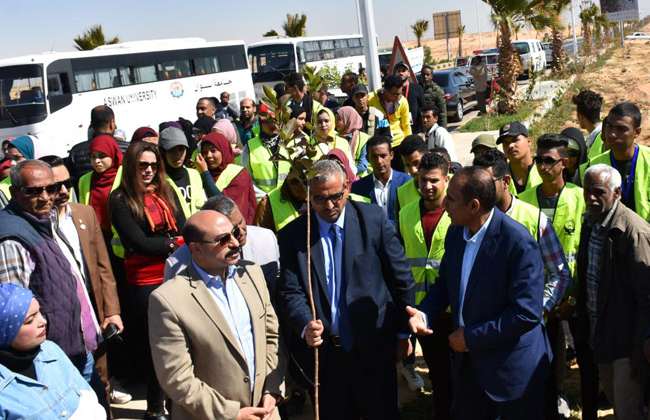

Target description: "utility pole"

left=359, top=0, right=382, bottom=91
left=620, top=21, right=625, bottom=47
left=476, top=0, right=483, bottom=49
left=570, top=0, right=578, bottom=55
left=445, top=13, right=451, bottom=61
left=355, top=0, right=362, bottom=35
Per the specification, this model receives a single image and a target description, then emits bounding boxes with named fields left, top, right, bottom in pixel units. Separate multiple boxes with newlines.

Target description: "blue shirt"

left=193, top=261, right=256, bottom=391
left=458, top=209, right=495, bottom=327
left=315, top=207, right=346, bottom=335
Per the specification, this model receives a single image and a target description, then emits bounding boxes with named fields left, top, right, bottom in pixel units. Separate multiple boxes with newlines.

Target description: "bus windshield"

left=248, top=44, right=296, bottom=83
left=0, top=65, right=46, bottom=122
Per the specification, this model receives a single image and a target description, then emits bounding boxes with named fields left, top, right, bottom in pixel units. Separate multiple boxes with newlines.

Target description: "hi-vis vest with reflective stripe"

left=508, top=164, right=543, bottom=196
left=587, top=132, right=604, bottom=160
left=268, top=187, right=300, bottom=232
left=247, top=136, right=291, bottom=194
left=311, top=135, right=353, bottom=161
left=399, top=199, right=451, bottom=306
left=508, top=199, right=541, bottom=241
left=0, top=177, right=11, bottom=201
left=214, top=164, right=245, bottom=192
left=519, top=184, right=584, bottom=278
left=397, top=178, right=420, bottom=210
left=352, top=131, right=372, bottom=177
left=580, top=144, right=650, bottom=220
left=167, top=168, right=207, bottom=219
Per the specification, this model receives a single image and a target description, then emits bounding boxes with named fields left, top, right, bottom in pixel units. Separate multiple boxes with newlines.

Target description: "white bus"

left=0, top=38, right=254, bottom=157
left=248, top=34, right=368, bottom=99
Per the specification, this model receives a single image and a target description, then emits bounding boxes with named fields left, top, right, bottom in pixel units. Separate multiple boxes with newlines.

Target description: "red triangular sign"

left=388, top=36, right=418, bottom=84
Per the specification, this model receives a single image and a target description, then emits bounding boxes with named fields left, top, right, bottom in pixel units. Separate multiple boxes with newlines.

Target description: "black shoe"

left=143, top=412, right=169, bottom=420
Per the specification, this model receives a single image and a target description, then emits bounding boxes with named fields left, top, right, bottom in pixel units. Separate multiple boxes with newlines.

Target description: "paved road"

left=564, top=37, right=586, bottom=56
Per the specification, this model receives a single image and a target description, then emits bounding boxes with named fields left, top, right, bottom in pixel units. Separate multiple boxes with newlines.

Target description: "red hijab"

left=90, top=135, right=124, bottom=232
left=327, top=149, right=358, bottom=184
left=201, top=132, right=234, bottom=181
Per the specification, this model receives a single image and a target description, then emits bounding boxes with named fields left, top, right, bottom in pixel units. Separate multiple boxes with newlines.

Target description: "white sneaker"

left=109, top=378, right=132, bottom=405
left=557, top=392, right=570, bottom=418
left=401, top=363, right=424, bottom=391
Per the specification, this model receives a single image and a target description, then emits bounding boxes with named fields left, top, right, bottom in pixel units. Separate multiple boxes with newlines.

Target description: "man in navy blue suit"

left=407, top=166, right=551, bottom=419
left=350, top=135, right=411, bottom=226
left=277, top=159, right=415, bottom=419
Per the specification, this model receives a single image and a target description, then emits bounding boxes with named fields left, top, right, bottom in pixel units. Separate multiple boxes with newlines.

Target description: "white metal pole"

left=476, top=0, right=483, bottom=50
left=620, top=21, right=625, bottom=47
left=359, top=0, right=382, bottom=91
left=571, top=0, right=578, bottom=54
left=355, top=0, right=363, bottom=35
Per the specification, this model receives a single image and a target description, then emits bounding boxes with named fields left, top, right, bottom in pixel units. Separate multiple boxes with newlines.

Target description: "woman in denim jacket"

left=0, top=283, right=105, bottom=420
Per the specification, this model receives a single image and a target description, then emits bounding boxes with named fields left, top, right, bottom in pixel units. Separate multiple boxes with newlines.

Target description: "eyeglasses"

left=568, top=150, right=579, bottom=158
left=19, top=184, right=59, bottom=196
left=196, top=227, right=242, bottom=247
left=311, top=190, right=345, bottom=205
left=533, top=156, right=562, bottom=168
left=56, top=178, right=74, bottom=191
left=138, top=161, right=158, bottom=171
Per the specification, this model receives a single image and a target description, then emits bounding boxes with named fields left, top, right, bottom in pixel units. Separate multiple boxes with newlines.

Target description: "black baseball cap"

left=496, top=121, right=529, bottom=144
left=351, top=84, right=368, bottom=96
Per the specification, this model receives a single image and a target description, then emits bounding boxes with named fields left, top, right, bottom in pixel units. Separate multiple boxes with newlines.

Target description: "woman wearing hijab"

left=213, top=118, right=243, bottom=157
left=192, top=115, right=218, bottom=142
left=327, top=149, right=369, bottom=203
left=199, top=132, right=257, bottom=223
left=313, top=108, right=354, bottom=170
left=0, top=283, right=106, bottom=419
left=78, top=135, right=124, bottom=237
left=131, top=127, right=159, bottom=145
left=336, top=106, right=370, bottom=176
left=561, top=127, right=588, bottom=184
left=0, top=135, right=39, bottom=203
left=110, top=141, right=185, bottom=420
left=289, top=103, right=309, bottom=141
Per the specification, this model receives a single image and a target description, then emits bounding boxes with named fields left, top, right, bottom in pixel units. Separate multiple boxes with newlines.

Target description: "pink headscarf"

left=336, top=106, right=363, bottom=157
left=327, top=149, right=358, bottom=185
left=212, top=119, right=237, bottom=145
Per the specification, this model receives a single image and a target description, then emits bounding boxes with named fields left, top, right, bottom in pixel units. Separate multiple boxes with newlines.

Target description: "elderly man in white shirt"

left=422, top=104, right=457, bottom=162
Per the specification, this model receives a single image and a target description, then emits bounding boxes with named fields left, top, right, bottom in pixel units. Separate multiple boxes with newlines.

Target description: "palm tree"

left=410, top=19, right=429, bottom=48
left=483, top=0, right=560, bottom=114
left=547, top=0, right=571, bottom=71
left=580, top=3, right=599, bottom=52
left=457, top=25, right=466, bottom=57
left=593, top=12, right=609, bottom=46
left=73, top=24, right=119, bottom=51
left=263, top=13, right=307, bottom=38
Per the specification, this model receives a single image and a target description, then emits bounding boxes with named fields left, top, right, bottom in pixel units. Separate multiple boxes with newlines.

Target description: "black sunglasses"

left=533, top=156, right=562, bottom=168
left=56, top=178, right=74, bottom=190
left=311, top=191, right=345, bottom=205
left=568, top=150, right=579, bottom=158
left=196, top=226, right=242, bottom=247
left=138, top=161, right=158, bottom=171
left=20, top=184, right=59, bottom=196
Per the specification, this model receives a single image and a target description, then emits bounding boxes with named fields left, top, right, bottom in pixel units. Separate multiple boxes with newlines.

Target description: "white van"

left=512, top=39, right=546, bottom=75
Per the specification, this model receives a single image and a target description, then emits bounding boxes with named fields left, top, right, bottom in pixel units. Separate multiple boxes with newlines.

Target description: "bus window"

left=0, top=64, right=46, bottom=123
left=193, top=57, right=220, bottom=75
left=134, top=65, right=158, bottom=84
left=248, top=44, right=296, bottom=83
left=320, top=40, right=336, bottom=60
left=348, top=38, right=364, bottom=56
left=159, top=59, right=192, bottom=80
left=75, top=68, right=119, bottom=91
left=47, top=73, right=71, bottom=96
left=335, top=39, right=349, bottom=58
left=75, top=70, right=96, bottom=91
left=118, top=67, right=136, bottom=86
left=301, top=41, right=322, bottom=62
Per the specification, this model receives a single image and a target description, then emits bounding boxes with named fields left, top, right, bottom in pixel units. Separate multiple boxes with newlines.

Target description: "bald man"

left=149, top=211, right=283, bottom=419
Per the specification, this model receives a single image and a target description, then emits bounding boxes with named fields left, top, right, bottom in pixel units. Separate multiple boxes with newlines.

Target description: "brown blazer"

left=149, top=259, right=282, bottom=420
left=68, top=203, right=120, bottom=321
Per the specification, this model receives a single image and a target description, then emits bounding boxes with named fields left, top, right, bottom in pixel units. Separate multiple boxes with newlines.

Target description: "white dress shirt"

left=372, top=170, right=394, bottom=215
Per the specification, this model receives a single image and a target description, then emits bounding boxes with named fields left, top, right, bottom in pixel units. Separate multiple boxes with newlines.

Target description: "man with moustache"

left=237, top=98, right=260, bottom=146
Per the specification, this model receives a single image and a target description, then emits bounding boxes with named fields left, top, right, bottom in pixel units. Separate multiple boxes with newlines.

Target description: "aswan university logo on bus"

left=103, top=89, right=158, bottom=107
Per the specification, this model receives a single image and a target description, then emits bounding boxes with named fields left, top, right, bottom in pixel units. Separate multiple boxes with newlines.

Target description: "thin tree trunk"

left=306, top=184, right=319, bottom=419
left=497, top=25, right=520, bottom=114
left=551, top=28, right=565, bottom=71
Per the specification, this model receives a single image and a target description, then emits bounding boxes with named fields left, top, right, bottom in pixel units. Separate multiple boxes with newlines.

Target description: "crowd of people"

left=0, top=59, right=649, bottom=420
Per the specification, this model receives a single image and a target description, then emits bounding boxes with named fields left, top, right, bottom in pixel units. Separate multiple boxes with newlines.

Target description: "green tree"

left=458, top=25, right=466, bottom=57
left=263, top=13, right=307, bottom=38
left=73, top=24, right=119, bottom=51
left=483, top=0, right=560, bottom=114
left=580, top=3, right=599, bottom=53
left=410, top=19, right=429, bottom=47
left=547, top=0, right=571, bottom=72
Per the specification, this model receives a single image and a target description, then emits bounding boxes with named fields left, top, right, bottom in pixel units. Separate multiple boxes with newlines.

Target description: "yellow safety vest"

left=268, top=187, right=300, bottom=232
left=0, top=177, right=11, bottom=201
left=587, top=132, right=604, bottom=160
left=167, top=168, right=207, bottom=219
left=78, top=167, right=124, bottom=205
left=311, top=135, right=353, bottom=161
left=352, top=131, right=372, bottom=178
left=399, top=199, right=451, bottom=305
left=519, top=184, right=584, bottom=278
left=214, top=164, right=245, bottom=192
left=247, top=136, right=291, bottom=194
left=508, top=199, right=541, bottom=241
left=349, top=192, right=371, bottom=203
left=508, top=164, right=543, bottom=196
left=580, top=144, right=650, bottom=220
left=397, top=178, right=420, bottom=211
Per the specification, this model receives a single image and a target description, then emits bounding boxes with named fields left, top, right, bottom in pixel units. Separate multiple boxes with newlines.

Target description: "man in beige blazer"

left=149, top=210, right=283, bottom=420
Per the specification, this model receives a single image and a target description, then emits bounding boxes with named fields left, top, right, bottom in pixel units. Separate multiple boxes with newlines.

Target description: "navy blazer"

left=277, top=200, right=415, bottom=374
left=350, top=170, right=411, bottom=225
left=419, top=209, right=551, bottom=402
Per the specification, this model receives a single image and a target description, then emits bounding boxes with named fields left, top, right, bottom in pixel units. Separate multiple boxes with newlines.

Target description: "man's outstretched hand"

left=406, top=306, right=433, bottom=336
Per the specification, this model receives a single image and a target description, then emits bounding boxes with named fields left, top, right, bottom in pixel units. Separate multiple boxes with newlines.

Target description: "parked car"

left=432, top=69, right=477, bottom=122
left=541, top=42, right=553, bottom=67
left=512, top=39, right=546, bottom=76
left=454, top=56, right=469, bottom=67
left=625, top=32, right=650, bottom=40
left=459, top=49, right=499, bottom=83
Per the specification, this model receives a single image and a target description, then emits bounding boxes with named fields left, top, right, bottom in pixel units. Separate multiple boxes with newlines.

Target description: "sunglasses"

left=568, top=150, right=579, bottom=158
left=56, top=178, right=74, bottom=190
left=533, top=156, right=562, bottom=168
left=138, top=161, right=158, bottom=171
left=311, top=190, right=345, bottom=205
left=196, top=226, right=242, bottom=247
left=20, top=184, right=59, bottom=196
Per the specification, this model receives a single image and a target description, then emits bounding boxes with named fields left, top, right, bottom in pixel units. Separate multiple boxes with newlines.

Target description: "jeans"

left=70, top=352, right=110, bottom=416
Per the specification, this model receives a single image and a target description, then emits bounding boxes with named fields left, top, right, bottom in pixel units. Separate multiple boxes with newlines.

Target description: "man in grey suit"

left=164, top=196, right=280, bottom=297
left=150, top=210, right=282, bottom=419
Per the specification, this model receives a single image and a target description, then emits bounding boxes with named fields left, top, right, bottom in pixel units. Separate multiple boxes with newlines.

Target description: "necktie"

left=330, top=224, right=354, bottom=350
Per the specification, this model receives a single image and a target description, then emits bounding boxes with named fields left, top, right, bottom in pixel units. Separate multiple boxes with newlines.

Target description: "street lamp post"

left=571, top=0, right=578, bottom=54
left=358, top=0, right=382, bottom=91
left=476, top=0, right=483, bottom=49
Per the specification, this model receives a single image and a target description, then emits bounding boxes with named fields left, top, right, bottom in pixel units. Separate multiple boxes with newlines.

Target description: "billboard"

left=600, top=0, right=639, bottom=22
left=433, top=11, right=462, bottom=40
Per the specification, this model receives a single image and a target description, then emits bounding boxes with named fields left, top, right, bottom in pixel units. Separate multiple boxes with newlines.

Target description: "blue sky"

left=1, top=0, right=649, bottom=60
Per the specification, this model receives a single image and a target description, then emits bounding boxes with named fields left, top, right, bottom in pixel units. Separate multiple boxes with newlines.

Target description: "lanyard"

left=403, top=82, right=410, bottom=100
left=610, top=144, right=639, bottom=199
